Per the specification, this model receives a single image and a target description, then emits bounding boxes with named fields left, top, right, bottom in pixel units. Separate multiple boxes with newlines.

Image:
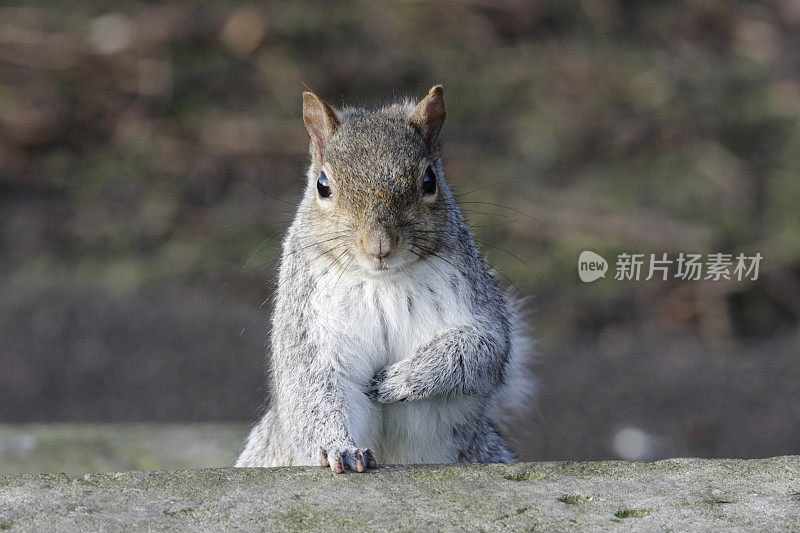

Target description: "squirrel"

left=235, top=85, right=534, bottom=473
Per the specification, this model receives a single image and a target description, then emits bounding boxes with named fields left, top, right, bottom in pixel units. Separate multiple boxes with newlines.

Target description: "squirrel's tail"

left=489, top=292, right=537, bottom=433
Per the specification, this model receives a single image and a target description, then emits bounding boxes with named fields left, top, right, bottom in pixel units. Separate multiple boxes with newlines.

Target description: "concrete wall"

left=1, top=456, right=798, bottom=531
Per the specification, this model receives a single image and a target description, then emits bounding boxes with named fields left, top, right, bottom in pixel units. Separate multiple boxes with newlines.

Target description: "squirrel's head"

left=300, top=85, right=451, bottom=276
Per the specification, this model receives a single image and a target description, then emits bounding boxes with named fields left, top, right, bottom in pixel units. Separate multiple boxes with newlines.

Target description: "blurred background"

left=1, top=0, right=799, bottom=474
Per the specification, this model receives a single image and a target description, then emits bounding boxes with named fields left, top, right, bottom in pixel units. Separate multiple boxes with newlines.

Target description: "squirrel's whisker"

left=451, top=180, right=508, bottom=199
left=472, top=238, right=541, bottom=282
left=458, top=201, right=543, bottom=226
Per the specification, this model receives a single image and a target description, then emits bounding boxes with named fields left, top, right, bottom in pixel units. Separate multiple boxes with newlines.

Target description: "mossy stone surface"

left=1, top=456, right=799, bottom=531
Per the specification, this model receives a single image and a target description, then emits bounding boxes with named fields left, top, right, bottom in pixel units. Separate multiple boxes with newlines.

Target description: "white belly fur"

left=309, top=257, right=481, bottom=464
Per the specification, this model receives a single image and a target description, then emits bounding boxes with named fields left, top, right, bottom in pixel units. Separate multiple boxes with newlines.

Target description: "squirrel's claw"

left=363, top=448, right=378, bottom=469
left=329, top=450, right=345, bottom=474
left=319, top=445, right=378, bottom=474
left=365, top=370, right=386, bottom=400
left=318, top=446, right=330, bottom=468
left=353, top=449, right=365, bottom=472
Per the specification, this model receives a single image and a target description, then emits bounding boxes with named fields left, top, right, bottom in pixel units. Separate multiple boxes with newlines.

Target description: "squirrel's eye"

left=421, top=166, right=436, bottom=196
left=317, top=172, right=331, bottom=198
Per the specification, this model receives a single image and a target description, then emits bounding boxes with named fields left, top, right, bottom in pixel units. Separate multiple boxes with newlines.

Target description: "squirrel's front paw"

left=318, top=446, right=377, bottom=474
left=365, top=369, right=388, bottom=401
left=366, top=365, right=413, bottom=403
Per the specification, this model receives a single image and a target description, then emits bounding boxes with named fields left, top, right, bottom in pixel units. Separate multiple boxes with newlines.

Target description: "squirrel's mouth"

left=353, top=245, right=415, bottom=276
left=363, top=257, right=399, bottom=274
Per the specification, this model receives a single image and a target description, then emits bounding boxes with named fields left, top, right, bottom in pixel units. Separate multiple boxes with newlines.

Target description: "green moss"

left=643, top=460, right=686, bottom=473
left=556, top=461, right=623, bottom=477
left=614, top=508, right=652, bottom=518
left=78, top=474, right=102, bottom=486
left=164, top=507, right=196, bottom=517
left=558, top=494, right=593, bottom=504
left=495, top=507, right=532, bottom=520
left=274, top=505, right=366, bottom=532
left=0, top=520, right=18, bottom=530
left=503, top=470, right=544, bottom=482
left=407, top=469, right=452, bottom=482
left=554, top=459, right=686, bottom=479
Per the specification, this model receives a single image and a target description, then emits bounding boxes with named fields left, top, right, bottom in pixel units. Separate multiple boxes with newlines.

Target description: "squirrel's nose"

left=363, top=231, right=397, bottom=261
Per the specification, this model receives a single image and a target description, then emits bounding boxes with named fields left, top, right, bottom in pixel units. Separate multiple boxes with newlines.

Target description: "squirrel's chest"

left=310, top=259, right=481, bottom=463
left=318, top=258, right=472, bottom=370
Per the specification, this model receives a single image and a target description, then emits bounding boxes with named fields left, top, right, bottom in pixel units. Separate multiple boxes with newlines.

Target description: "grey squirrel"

left=236, top=86, right=534, bottom=473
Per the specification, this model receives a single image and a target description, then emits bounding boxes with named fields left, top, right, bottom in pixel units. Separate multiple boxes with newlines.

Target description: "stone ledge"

left=1, top=456, right=798, bottom=531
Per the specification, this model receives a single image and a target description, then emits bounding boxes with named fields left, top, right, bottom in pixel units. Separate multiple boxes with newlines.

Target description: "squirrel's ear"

left=410, top=85, right=446, bottom=150
left=302, top=92, right=340, bottom=164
